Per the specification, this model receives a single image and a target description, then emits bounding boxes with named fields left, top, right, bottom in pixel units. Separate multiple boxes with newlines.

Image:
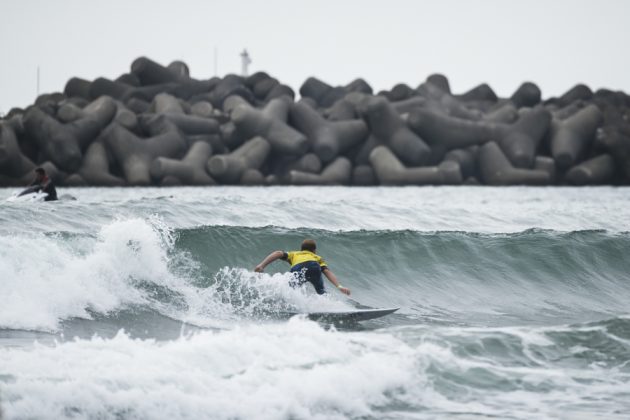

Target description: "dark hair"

left=35, top=167, right=46, bottom=175
left=301, top=239, right=317, bottom=252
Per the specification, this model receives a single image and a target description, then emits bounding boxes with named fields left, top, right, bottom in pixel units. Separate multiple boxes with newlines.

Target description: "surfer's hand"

left=338, top=286, right=351, bottom=296
left=254, top=264, right=264, bottom=273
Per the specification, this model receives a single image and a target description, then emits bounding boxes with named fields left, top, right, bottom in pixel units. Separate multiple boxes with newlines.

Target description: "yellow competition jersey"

left=283, top=250, right=328, bottom=269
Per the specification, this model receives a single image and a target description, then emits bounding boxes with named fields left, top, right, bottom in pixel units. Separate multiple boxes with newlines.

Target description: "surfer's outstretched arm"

left=322, top=269, right=351, bottom=296
left=254, top=250, right=284, bottom=272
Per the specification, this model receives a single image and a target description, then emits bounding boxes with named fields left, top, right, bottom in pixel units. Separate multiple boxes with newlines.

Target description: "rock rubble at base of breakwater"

left=1, top=57, right=629, bottom=187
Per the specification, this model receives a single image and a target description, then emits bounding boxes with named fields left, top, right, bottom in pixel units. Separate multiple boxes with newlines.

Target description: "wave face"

left=2, top=221, right=628, bottom=332
left=179, top=225, right=630, bottom=325
left=1, top=186, right=629, bottom=419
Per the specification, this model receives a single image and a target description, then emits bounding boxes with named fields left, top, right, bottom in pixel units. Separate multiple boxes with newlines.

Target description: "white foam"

left=0, top=216, right=195, bottom=331
left=1, top=321, right=629, bottom=419
left=0, top=319, right=416, bottom=420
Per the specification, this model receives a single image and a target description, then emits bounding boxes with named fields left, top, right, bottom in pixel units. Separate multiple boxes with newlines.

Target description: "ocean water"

left=1, top=186, right=629, bottom=420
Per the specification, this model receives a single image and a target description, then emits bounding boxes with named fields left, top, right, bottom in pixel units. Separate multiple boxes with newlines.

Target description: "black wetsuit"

left=282, top=251, right=328, bottom=295
left=30, top=180, right=58, bottom=201
left=289, top=261, right=326, bottom=294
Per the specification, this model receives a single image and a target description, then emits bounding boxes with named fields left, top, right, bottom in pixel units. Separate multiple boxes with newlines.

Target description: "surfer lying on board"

left=254, top=239, right=351, bottom=296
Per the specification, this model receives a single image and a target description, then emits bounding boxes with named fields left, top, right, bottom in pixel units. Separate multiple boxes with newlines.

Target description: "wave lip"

left=0, top=217, right=180, bottom=332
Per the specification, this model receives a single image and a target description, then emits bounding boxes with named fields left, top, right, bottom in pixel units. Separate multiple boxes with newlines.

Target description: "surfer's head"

left=301, top=239, right=317, bottom=252
left=34, top=167, right=46, bottom=182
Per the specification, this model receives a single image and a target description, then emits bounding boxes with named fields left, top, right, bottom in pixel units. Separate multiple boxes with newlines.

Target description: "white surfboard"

left=6, top=190, right=48, bottom=202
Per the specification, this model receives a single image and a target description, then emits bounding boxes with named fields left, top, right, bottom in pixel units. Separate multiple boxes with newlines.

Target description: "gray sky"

left=2, top=0, right=629, bottom=113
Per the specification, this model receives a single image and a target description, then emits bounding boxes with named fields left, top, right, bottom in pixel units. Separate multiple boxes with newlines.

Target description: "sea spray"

left=0, top=217, right=180, bottom=331
left=198, top=267, right=351, bottom=321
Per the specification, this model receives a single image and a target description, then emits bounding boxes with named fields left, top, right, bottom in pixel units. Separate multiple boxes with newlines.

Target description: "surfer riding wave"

left=255, top=239, right=351, bottom=296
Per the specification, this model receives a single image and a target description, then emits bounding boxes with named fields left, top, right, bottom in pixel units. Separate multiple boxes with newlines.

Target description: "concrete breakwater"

left=1, top=57, right=629, bottom=187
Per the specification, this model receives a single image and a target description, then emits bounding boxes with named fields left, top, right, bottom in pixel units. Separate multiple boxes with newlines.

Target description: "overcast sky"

left=2, top=0, right=629, bottom=113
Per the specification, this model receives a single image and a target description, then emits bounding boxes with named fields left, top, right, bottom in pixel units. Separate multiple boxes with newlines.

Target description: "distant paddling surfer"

left=29, top=167, right=58, bottom=201
left=255, top=239, right=351, bottom=296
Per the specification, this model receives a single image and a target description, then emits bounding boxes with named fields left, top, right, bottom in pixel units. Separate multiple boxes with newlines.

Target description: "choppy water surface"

left=1, top=186, right=629, bottom=419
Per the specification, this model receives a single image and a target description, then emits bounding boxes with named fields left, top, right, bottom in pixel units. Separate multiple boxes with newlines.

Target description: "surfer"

left=29, top=167, right=58, bottom=201
left=254, top=239, right=351, bottom=296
